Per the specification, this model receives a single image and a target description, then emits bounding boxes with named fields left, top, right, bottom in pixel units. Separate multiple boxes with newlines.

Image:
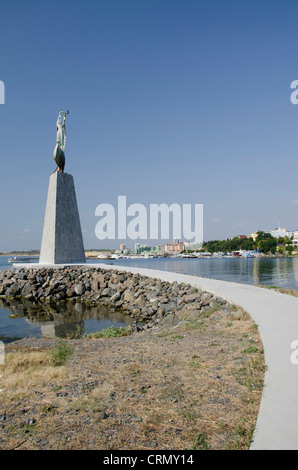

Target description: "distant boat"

left=96, top=253, right=112, bottom=260
left=8, top=256, right=39, bottom=263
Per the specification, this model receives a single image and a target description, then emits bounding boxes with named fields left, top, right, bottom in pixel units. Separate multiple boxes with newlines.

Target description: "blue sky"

left=1, top=0, right=298, bottom=251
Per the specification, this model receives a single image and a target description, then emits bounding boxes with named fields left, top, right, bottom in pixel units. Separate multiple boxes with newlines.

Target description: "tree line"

left=201, top=231, right=294, bottom=255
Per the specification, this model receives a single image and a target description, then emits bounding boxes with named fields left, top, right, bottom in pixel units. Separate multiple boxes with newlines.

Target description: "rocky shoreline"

left=0, top=265, right=229, bottom=332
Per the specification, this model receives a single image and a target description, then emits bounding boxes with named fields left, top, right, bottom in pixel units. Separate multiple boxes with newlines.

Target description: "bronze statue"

left=53, top=110, right=69, bottom=172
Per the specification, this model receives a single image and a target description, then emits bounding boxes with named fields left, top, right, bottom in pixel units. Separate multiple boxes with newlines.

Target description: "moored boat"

left=8, top=256, right=39, bottom=263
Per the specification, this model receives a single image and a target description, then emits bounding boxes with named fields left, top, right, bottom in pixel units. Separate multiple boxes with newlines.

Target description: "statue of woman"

left=53, top=110, right=69, bottom=172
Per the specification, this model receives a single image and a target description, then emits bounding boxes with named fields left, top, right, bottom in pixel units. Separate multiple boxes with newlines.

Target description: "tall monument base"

left=39, top=172, right=86, bottom=264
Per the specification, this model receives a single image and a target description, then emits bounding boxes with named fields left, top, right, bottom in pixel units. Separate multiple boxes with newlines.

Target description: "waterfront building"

left=161, top=240, right=185, bottom=254
left=269, top=227, right=293, bottom=239
left=133, top=244, right=161, bottom=255
left=292, top=231, right=298, bottom=246
left=184, top=241, right=203, bottom=251
left=251, top=228, right=294, bottom=240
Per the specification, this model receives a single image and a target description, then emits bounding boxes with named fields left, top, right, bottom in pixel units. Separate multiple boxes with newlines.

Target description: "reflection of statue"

left=53, top=110, right=69, bottom=172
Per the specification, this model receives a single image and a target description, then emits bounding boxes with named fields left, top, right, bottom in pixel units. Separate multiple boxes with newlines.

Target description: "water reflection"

left=91, top=257, right=298, bottom=289
left=0, top=298, right=132, bottom=340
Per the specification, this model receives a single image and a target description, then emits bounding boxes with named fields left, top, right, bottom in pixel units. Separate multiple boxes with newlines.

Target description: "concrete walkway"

left=14, top=262, right=298, bottom=449
left=99, top=264, right=298, bottom=450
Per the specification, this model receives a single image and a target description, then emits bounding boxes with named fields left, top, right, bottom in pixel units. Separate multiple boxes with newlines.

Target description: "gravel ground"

left=0, top=302, right=265, bottom=451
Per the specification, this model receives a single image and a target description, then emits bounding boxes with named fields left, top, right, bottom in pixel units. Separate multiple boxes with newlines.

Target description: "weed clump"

left=84, top=326, right=131, bottom=339
left=50, top=341, right=74, bottom=366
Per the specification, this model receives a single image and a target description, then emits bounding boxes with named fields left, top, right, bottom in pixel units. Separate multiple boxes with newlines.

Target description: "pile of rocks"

left=0, top=266, right=228, bottom=329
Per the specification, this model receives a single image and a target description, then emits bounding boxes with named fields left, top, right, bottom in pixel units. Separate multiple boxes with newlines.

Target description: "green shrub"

left=84, top=326, right=131, bottom=339
left=50, top=341, right=74, bottom=366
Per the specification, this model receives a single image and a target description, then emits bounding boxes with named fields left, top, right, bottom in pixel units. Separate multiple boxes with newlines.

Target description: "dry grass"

left=0, top=305, right=265, bottom=451
left=259, top=285, right=298, bottom=297
left=1, top=350, right=70, bottom=402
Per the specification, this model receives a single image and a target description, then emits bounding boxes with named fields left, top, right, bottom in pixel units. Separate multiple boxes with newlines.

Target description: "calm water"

left=2, top=255, right=298, bottom=289
left=0, top=298, right=132, bottom=341
left=0, top=256, right=132, bottom=340
left=91, top=256, right=298, bottom=290
left=1, top=255, right=298, bottom=340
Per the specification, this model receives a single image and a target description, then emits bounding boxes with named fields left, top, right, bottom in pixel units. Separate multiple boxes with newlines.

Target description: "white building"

left=268, top=228, right=293, bottom=239
left=293, top=231, right=298, bottom=246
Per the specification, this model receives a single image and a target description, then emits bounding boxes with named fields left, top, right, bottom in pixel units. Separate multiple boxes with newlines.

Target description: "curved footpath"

left=15, top=262, right=298, bottom=450
left=100, top=264, right=298, bottom=451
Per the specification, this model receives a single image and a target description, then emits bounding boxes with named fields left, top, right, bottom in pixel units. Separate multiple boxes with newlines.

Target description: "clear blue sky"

left=1, top=0, right=298, bottom=251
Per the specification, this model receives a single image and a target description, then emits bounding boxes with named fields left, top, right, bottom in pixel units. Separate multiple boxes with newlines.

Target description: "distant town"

left=92, top=227, right=298, bottom=259
left=2, top=226, right=298, bottom=260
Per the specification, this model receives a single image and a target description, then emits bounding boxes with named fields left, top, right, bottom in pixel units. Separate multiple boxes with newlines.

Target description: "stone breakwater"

left=0, top=266, right=230, bottom=331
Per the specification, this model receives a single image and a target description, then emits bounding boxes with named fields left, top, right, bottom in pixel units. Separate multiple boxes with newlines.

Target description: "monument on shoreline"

left=39, top=110, right=86, bottom=265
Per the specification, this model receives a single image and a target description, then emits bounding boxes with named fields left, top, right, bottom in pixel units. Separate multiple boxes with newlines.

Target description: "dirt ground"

left=0, top=305, right=265, bottom=451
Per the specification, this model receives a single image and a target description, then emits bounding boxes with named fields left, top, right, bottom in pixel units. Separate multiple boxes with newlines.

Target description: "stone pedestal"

left=39, top=172, right=86, bottom=264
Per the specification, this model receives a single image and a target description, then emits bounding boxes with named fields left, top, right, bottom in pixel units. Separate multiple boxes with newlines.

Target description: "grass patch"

left=234, top=357, right=265, bottom=391
left=188, top=355, right=201, bottom=369
left=258, top=284, right=298, bottom=298
left=228, top=421, right=255, bottom=450
left=50, top=341, right=74, bottom=366
left=157, top=332, right=184, bottom=340
left=192, top=432, right=210, bottom=450
left=84, top=326, right=131, bottom=338
left=227, top=306, right=251, bottom=321
left=2, top=349, right=70, bottom=401
left=242, top=346, right=259, bottom=354
left=162, top=379, right=185, bottom=403
left=187, top=320, right=207, bottom=330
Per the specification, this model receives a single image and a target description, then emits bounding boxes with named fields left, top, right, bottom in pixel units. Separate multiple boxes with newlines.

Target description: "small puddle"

left=0, top=298, right=133, bottom=341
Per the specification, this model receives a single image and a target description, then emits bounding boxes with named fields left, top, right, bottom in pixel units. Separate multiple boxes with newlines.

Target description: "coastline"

left=1, top=251, right=297, bottom=259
